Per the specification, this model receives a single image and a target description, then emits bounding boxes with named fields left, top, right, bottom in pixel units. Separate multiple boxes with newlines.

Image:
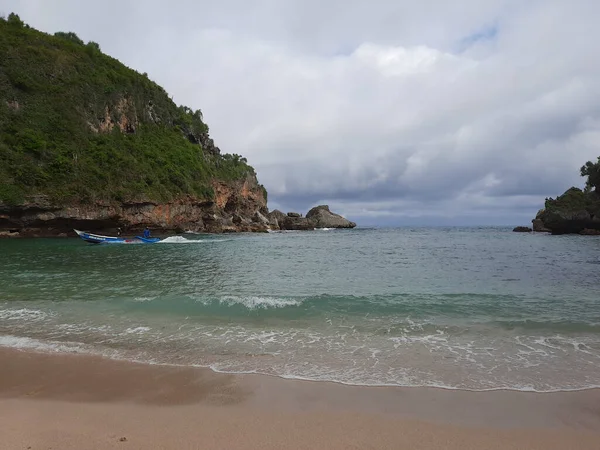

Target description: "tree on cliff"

left=54, top=31, right=84, bottom=45
left=6, top=13, right=24, bottom=27
left=580, top=157, right=600, bottom=192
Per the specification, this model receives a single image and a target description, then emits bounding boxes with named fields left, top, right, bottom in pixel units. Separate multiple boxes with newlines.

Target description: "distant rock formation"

left=532, top=212, right=551, bottom=232
left=513, top=226, right=532, bottom=232
left=280, top=215, right=315, bottom=231
left=306, top=205, right=357, bottom=229
left=266, top=210, right=286, bottom=229
left=580, top=228, right=600, bottom=235
left=531, top=188, right=600, bottom=235
left=267, top=205, right=356, bottom=231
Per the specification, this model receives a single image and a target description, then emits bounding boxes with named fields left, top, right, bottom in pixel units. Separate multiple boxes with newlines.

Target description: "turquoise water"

left=1, top=228, right=600, bottom=391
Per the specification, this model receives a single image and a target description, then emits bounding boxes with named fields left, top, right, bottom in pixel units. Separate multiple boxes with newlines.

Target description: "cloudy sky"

left=4, top=0, right=600, bottom=225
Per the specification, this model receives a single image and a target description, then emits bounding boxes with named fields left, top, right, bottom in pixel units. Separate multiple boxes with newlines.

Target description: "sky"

left=3, top=0, right=600, bottom=226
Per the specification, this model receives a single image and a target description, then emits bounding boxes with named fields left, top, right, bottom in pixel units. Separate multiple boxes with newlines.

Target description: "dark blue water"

left=1, top=228, right=599, bottom=391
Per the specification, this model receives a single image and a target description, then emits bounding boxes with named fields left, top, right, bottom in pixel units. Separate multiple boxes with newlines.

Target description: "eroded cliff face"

left=0, top=188, right=363, bottom=237
left=0, top=175, right=269, bottom=237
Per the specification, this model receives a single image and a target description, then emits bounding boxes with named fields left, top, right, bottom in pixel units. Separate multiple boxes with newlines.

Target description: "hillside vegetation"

left=0, top=13, right=265, bottom=206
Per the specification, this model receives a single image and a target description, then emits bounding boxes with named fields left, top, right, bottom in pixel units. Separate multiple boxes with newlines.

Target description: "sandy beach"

left=1, top=348, right=599, bottom=449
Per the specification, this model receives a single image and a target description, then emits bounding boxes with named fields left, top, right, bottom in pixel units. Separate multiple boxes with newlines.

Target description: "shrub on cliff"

left=544, top=187, right=591, bottom=212
left=6, top=13, right=24, bottom=27
left=581, top=157, right=600, bottom=192
left=0, top=15, right=263, bottom=205
left=54, top=31, right=84, bottom=45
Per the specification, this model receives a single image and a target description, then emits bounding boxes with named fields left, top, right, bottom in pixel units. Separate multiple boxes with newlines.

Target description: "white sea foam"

left=2, top=306, right=600, bottom=393
left=56, top=323, right=113, bottom=334
left=133, top=296, right=156, bottom=303
left=0, top=308, right=51, bottom=321
left=124, top=326, right=151, bottom=334
left=0, top=335, right=84, bottom=353
left=215, top=295, right=303, bottom=309
left=2, top=326, right=600, bottom=393
left=158, top=236, right=228, bottom=244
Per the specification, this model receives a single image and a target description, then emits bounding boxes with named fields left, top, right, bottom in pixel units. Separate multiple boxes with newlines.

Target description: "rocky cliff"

left=0, top=175, right=270, bottom=237
left=0, top=14, right=269, bottom=236
left=531, top=188, right=600, bottom=235
left=524, top=156, right=600, bottom=235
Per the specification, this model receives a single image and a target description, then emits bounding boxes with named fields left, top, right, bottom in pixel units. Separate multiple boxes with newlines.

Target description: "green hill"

left=0, top=13, right=266, bottom=207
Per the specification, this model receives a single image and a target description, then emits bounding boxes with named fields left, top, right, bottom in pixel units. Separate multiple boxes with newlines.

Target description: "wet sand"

left=1, top=348, right=599, bottom=449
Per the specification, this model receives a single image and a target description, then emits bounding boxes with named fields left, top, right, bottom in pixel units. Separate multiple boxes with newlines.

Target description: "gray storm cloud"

left=3, top=0, right=600, bottom=224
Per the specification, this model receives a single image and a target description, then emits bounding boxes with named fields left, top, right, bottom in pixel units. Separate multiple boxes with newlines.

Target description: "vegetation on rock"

left=580, top=156, right=600, bottom=193
left=544, top=187, right=598, bottom=214
left=544, top=156, right=600, bottom=216
left=535, top=156, right=600, bottom=234
left=0, top=14, right=266, bottom=206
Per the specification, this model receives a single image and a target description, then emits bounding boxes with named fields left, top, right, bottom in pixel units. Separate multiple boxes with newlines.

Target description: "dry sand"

left=1, top=348, right=599, bottom=449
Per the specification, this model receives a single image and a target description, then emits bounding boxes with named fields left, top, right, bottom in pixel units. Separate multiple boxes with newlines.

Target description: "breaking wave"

left=158, top=236, right=229, bottom=244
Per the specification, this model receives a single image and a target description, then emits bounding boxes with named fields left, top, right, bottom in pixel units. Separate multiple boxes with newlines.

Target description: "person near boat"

left=143, top=227, right=151, bottom=238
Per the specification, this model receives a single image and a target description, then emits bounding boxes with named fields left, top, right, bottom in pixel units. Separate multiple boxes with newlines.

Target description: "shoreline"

left=4, top=346, right=600, bottom=427
left=3, top=334, right=599, bottom=394
left=2, top=348, right=600, bottom=449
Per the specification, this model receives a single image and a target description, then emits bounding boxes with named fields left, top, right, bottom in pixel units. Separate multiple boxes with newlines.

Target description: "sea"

left=1, top=227, right=599, bottom=392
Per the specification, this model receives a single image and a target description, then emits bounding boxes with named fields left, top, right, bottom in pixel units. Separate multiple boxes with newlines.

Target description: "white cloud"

left=4, top=0, right=600, bottom=224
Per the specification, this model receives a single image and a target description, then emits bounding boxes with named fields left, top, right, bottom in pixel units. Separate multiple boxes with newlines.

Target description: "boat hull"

left=74, top=229, right=161, bottom=244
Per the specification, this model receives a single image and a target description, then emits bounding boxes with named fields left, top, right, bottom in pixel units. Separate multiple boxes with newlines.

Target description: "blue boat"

left=74, top=229, right=161, bottom=244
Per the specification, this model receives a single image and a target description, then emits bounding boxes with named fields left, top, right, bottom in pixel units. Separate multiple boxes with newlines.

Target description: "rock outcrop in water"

left=512, top=226, right=532, bottom=233
left=267, top=205, right=356, bottom=231
left=306, top=205, right=357, bottom=229
left=530, top=188, right=600, bottom=235
left=527, top=156, right=600, bottom=235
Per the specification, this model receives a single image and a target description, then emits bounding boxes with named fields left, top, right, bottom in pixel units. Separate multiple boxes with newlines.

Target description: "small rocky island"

left=266, top=205, right=356, bottom=231
left=515, top=156, right=600, bottom=235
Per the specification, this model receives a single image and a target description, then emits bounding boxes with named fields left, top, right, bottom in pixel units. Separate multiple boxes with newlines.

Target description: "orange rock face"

left=0, top=176, right=269, bottom=237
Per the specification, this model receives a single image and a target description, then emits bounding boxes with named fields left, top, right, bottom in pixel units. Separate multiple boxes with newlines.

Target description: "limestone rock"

left=580, top=228, right=600, bottom=235
left=539, top=208, right=591, bottom=235
left=531, top=209, right=551, bottom=232
left=532, top=219, right=551, bottom=233
left=0, top=176, right=269, bottom=236
left=253, top=210, right=270, bottom=225
left=531, top=188, right=600, bottom=235
left=513, top=226, right=532, bottom=232
left=267, top=210, right=286, bottom=230
left=279, top=216, right=314, bottom=231
left=306, top=205, right=356, bottom=229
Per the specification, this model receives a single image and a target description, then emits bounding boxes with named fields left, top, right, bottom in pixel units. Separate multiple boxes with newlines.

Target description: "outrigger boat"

left=74, top=229, right=161, bottom=244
